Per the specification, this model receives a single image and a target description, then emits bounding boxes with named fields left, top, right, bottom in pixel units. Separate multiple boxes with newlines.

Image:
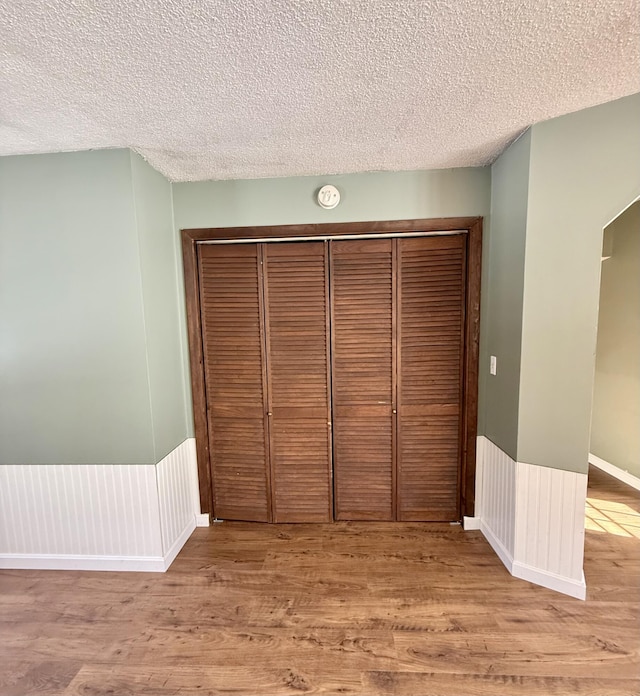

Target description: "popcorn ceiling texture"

left=0, top=1, right=638, bottom=182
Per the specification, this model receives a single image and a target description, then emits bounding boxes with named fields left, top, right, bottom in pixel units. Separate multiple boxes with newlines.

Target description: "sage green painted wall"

left=172, top=167, right=492, bottom=435
left=517, top=93, right=640, bottom=473
left=484, top=130, right=531, bottom=460
left=131, top=152, right=189, bottom=461
left=173, top=168, right=491, bottom=229
left=0, top=150, right=155, bottom=464
left=591, top=201, right=640, bottom=477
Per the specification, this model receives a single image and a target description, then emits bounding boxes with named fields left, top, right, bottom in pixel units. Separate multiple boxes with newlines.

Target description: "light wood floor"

left=1, top=466, right=638, bottom=695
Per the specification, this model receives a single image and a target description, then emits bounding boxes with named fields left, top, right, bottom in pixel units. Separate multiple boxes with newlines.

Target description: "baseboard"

left=481, top=520, right=586, bottom=600
left=463, top=516, right=481, bottom=530
left=162, top=518, right=196, bottom=570
left=195, top=513, right=210, bottom=527
left=589, top=453, right=640, bottom=491
left=0, top=553, right=167, bottom=572
left=480, top=520, right=514, bottom=573
left=0, top=519, right=196, bottom=573
left=512, top=561, right=586, bottom=601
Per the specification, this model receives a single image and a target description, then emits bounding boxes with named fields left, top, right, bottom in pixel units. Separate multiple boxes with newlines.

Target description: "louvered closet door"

left=198, top=244, right=271, bottom=522
left=263, top=242, right=332, bottom=522
left=330, top=239, right=395, bottom=520
left=397, top=236, right=466, bottom=521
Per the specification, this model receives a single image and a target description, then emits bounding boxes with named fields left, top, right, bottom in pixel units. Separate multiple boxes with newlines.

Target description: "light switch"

left=490, top=355, right=497, bottom=375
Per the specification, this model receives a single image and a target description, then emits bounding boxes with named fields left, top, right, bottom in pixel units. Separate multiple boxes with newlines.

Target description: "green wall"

left=517, top=93, right=640, bottom=473
left=173, top=168, right=491, bottom=229
left=0, top=150, right=153, bottom=464
left=130, top=152, right=187, bottom=462
left=0, top=149, right=188, bottom=465
left=591, top=201, right=640, bottom=477
left=483, top=130, right=531, bottom=460
left=131, top=152, right=189, bottom=461
left=173, top=167, right=492, bottom=434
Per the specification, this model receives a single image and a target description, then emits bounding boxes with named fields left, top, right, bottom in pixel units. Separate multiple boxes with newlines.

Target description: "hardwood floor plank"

left=1, top=622, right=139, bottom=662
left=393, top=631, right=640, bottom=678
left=246, top=596, right=504, bottom=632
left=495, top=602, right=640, bottom=637
left=363, top=671, right=640, bottom=696
left=107, top=626, right=398, bottom=671
left=63, top=666, right=366, bottom=696
left=0, top=661, right=81, bottom=696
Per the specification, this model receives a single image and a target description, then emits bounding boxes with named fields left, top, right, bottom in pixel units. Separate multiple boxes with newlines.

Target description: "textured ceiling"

left=0, top=1, right=638, bottom=182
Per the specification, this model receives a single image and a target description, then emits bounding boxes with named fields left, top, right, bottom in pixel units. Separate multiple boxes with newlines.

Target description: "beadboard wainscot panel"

left=476, top=436, right=588, bottom=599
left=156, top=438, right=206, bottom=568
left=513, top=461, right=587, bottom=599
left=478, top=436, right=516, bottom=570
left=0, top=438, right=205, bottom=572
left=0, top=463, right=164, bottom=570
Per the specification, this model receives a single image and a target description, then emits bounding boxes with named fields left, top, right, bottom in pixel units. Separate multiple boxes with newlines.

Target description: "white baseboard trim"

left=589, top=453, right=640, bottom=491
left=162, top=518, right=196, bottom=570
left=480, top=520, right=514, bottom=573
left=512, top=562, right=586, bottom=601
left=0, top=553, right=167, bottom=572
left=0, top=518, right=197, bottom=573
left=195, top=513, right=210, bottom=527
left=463, top=516, right=481, bottom=530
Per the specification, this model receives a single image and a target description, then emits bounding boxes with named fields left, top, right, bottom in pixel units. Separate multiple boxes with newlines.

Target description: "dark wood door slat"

left=330, top=239, right=395, bottom=522
left=198, top=244, right=271, bottom=522
left=397, top=236, right=466, bottom=522
left=264, top=242, right=333, bottom=523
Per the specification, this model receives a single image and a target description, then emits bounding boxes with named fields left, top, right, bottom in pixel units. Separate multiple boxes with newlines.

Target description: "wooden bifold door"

left=185, top=220, right=481, bottom=523
left=198, top=241, right=332, bottom=522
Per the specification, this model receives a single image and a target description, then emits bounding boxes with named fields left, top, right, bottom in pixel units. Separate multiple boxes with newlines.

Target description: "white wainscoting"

left=476, top=436, right=587, bottom=600
left=477, top=436, right=516, bottom=570
left=0, top=438, right=204, bottom=572
left=156, top=438, right=202, bottom=568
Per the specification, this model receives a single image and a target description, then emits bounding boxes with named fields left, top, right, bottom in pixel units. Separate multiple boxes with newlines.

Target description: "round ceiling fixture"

left=317, top=185, right=340, bottom=209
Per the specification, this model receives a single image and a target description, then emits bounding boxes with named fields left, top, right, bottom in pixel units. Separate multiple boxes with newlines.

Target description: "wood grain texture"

left=182, top=217, right=480, bottom=242
left=198, top=244, right=271, bottom=521
left=331, top=239, right=395, bottom=521
left=181, top=231, right=212, bottom=516
left=397, top=236, right=466, bottom=521
left=264, top=242, right=332, bottom=522
left=0, top=467, right=638, bottom=696
left=461, top=218, right=482, bottom=516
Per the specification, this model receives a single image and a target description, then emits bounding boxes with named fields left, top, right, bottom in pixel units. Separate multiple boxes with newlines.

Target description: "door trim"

left=182, top=217, right=482, bottom=520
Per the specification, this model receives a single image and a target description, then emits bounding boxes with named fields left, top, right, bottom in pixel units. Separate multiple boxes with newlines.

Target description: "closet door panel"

left=264, top=242, right=332, bottom=522
left=198, top=244, right=270, bottom=522
left=331, top=239, right=395, bottom=520
left=398, top=236, right=466, bottom=521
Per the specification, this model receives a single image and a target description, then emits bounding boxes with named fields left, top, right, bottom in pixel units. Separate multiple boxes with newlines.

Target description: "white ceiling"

left=1, top=1, right=638, bottom=182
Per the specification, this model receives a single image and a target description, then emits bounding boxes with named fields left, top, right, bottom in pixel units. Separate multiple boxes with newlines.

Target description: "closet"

left=184, top=219, right=481, bottom=524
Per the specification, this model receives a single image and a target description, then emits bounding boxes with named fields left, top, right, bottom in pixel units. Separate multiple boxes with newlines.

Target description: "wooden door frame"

left=181, top=217, right=482, bottom=520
